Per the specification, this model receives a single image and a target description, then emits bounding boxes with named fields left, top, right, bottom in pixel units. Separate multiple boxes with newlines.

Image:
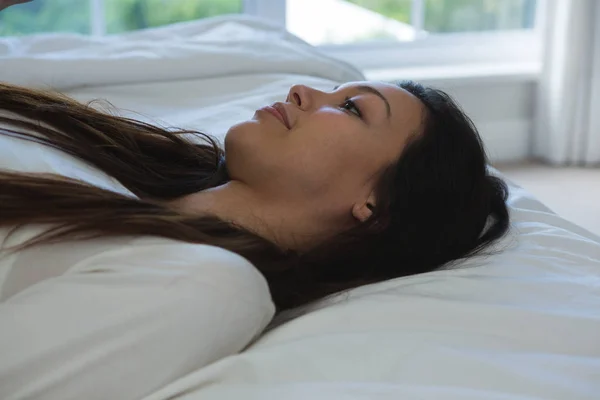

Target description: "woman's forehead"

left=341, top=81, right=421, bottom=105
left=358, top=81, right=423, bottom=122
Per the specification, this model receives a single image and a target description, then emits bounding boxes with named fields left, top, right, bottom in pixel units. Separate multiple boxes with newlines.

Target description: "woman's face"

left=224, top=81, right=424, bottom=231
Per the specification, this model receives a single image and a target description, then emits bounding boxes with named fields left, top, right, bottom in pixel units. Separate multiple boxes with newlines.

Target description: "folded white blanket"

left=0, top=15, right=363, bottom=90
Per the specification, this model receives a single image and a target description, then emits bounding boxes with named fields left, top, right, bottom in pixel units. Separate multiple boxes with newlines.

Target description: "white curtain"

left=534, top=0, right=600, bottom=166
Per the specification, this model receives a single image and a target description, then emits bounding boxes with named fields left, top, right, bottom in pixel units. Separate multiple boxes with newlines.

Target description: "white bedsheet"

left=2, top=15, right=599, bottom=400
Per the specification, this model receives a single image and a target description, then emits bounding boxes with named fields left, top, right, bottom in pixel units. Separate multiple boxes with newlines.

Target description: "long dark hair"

left=0, top=81, right=509, bottom=312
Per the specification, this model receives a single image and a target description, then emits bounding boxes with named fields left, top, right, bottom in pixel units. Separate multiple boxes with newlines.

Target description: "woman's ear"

left=352, top=193, right=376, bottom=222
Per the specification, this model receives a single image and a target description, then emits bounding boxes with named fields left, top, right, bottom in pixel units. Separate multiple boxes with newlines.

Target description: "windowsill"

left=363, top=62, right=542, bottom=86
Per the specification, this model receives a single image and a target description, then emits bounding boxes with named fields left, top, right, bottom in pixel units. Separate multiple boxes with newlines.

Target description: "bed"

left=1, top=15, right=599, bottom=400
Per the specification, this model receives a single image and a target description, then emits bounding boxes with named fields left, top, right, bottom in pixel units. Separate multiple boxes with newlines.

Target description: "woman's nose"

left=287, top=84, right=331, bottom=113
left=287, top=84, right=305, bottom=108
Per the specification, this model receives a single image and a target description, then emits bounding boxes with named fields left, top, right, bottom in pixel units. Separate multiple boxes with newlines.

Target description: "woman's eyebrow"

left=333, top=85, right=391, bottom=119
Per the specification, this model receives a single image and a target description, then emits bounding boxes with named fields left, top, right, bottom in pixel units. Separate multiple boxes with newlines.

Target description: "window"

left=0, top=0, right=538, bottom=37
left=287, top=0, right=537, bottom=46
left=305, top=0, right=543, bottom=74
left=0, top=0, right=92, bottom=36
left=105, top=0, right=242, bottom=35
left=0, top=0, right=243, bottom=36
left=0, top=0, right=543, bottom=73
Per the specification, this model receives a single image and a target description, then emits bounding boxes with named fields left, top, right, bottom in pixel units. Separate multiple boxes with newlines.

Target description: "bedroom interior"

left=1, top=1, right=599, bottom=399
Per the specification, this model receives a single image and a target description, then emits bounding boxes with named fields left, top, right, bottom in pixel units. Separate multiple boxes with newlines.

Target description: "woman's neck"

left=166, top=181, right=337, bottom=251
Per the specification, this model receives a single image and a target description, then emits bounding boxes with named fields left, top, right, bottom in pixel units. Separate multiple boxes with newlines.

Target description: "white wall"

left=430, top=79, right=537, bottom=163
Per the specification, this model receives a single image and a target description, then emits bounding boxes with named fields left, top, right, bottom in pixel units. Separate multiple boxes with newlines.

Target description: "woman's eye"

left=340, top=98, right=362, bottom=118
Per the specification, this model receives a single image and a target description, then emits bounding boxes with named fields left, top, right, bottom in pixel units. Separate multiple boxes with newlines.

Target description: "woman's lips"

left=261, top=104, right=290, bottom=129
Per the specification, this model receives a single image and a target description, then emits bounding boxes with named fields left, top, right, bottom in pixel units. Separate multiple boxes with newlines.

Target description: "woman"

left=0, top=81, right=509, bottom=399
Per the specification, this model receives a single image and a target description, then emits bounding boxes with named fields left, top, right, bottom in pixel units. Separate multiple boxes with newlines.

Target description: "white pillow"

left=146, top=168, right=600, bottom=400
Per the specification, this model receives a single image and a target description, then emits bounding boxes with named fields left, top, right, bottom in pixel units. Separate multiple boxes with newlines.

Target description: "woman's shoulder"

left=71, top=236, right=271, bottom=293
left=1, top=234, right=271, bottom=305
left=0, top=236, right=274, bottom=400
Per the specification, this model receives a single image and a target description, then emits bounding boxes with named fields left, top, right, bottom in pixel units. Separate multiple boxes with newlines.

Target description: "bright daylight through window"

left=288, top=0, right=536, bottom=45
left=0, top=0, right=537, bottom=38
